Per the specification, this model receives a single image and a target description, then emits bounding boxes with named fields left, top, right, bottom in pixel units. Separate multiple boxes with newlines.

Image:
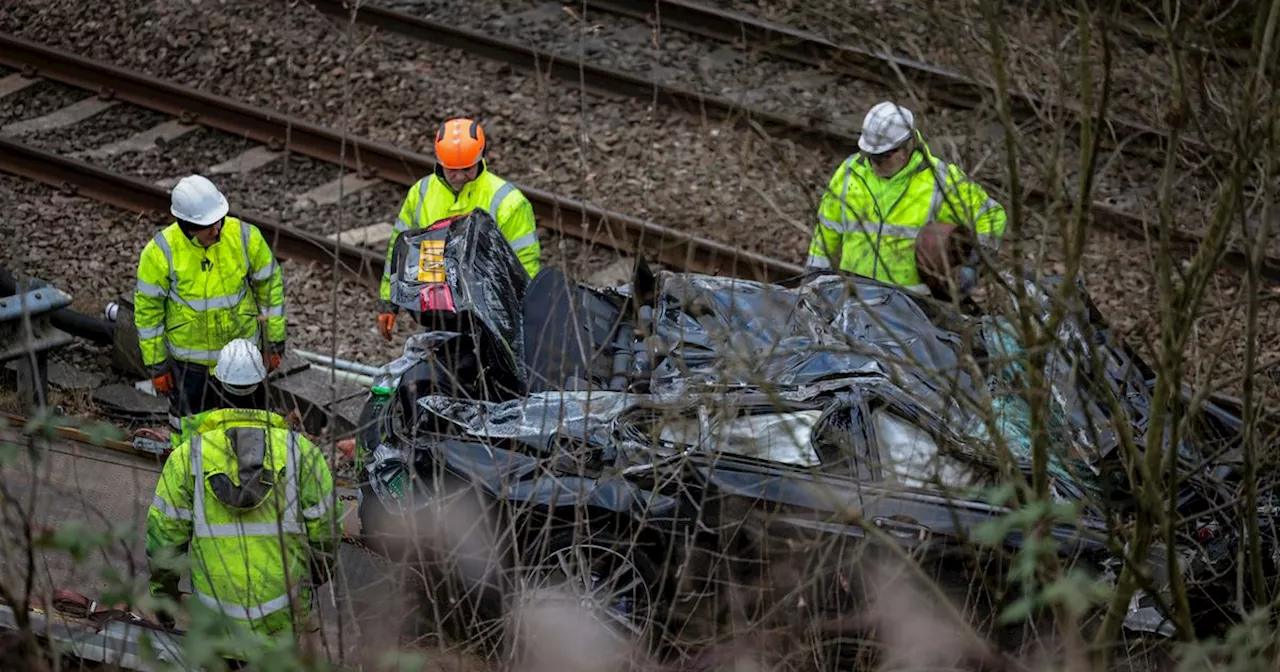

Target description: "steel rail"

left=307, top=0, right=851, bottom=153
left=0, top=33, right=803, bottom=284
left=297, top=2, right=1279, bottom=282
left=0, top=412, right=361, bottom=488
left=1062, top=6, right=1253, bottom=67
left=0, top=135, right=384, bottom=285
left=580, top=0, right=1217, bottom=159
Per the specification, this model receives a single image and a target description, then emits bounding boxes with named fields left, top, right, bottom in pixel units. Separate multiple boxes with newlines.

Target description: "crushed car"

left=350, top=209, right=1272, bottom=655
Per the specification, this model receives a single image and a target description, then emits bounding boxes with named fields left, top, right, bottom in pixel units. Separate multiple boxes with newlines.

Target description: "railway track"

left=576, top=0, right=1220, bottom=155
left=325, top=0, right=1207, bottom=159
left=0, top=137, right=385, bottom=284
left=309, top=0, right=1280, bottom=282
left=317, top=0, right=1199, bottom=159
left=1062, top=3, right=1254, bottom=67
left=0, top=32, right=802, bottom=285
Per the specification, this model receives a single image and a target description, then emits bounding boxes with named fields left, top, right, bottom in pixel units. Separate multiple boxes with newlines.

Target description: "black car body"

left=353, top=210, right=1267, bottom=650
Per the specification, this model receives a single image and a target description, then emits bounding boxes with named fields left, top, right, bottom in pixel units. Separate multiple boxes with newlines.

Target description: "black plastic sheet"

left=646, top=272, right=975, bottom=413
left=390, top=209, right=530, bottom=389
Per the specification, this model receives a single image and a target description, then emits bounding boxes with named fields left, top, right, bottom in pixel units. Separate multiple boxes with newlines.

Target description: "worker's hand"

left=156, top=609, right=177, bottom=630
left=151, top=372, right=174, bottom=395
left=266, top=352, right=282, bottom=372
left=377, top=312, right=396, bottom=341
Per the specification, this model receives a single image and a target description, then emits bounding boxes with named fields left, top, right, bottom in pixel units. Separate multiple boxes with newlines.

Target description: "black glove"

left=156, top=609, right=177, bottom=630
left=309, top=555, right=333, bottom=589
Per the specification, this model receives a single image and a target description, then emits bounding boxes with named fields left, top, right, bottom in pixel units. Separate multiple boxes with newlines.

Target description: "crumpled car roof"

left=412, top=269, right=1188, bottom=504
left=646, top=273, right=974, bottom=407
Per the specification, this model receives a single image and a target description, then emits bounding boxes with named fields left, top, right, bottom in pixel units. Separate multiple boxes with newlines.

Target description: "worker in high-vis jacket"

left=134, top=175, right=287, bottom=441
left=376, top=118, right=541, bottom=340
left=807, top=101, right=1007, bottom=293
left=147, top=338, right=337, bottom=660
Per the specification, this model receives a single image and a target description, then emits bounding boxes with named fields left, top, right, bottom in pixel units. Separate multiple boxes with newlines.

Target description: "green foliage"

left=383, top=650, right=433, bottom=671
left=1174, top=606, right=1275, bottom=672
left=0, top=438, right=18, bottom=467
left=82, top=418, right=126, bottom=446
left=971, top=486, right=1082, bottom=547
left=34, top=519, right=134, bottom=563
left=146, top=602, right=326, bottom=672
left=972, top=484, right=1111, bottom=625
left=4, top=421, right=333, bottom=671
left=999, top=568, right=1111, bottom=626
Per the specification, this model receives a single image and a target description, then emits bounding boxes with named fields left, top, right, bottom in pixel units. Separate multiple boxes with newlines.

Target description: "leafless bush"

left=2, top=0, right=1279, bottom=670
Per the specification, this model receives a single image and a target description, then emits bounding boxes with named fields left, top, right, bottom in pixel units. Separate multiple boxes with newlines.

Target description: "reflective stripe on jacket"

left=146, top=408, right=338, bottom=642
left=134, top=218, right=286, bottom=374
left=380, top=164, right=541, bottom=303
left=806, top=136, right=1006, bottom=289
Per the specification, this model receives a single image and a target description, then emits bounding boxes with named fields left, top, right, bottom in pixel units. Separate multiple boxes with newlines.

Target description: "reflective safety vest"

left=380, top=164, right=541, bottom=304
left=134, top=217, right=286, bottom=374
left=146, top=408, right=338, bottom=643
left=806, top=137, right=1007, bottom=290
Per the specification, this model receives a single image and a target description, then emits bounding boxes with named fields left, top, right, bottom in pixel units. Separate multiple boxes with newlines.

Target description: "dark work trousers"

left=167, top=361, right=218, bottom=435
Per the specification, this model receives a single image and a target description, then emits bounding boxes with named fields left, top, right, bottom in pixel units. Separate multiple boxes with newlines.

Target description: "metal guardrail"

left=0, top=278, right=75, bottom=408
left=0, top=603, right=188, bottom=672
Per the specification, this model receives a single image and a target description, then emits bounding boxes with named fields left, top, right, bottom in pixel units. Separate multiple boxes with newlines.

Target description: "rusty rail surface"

left=0, top=412, right=360, bottom=488
left=307, top=0, right=851, bottom=152
left=1062, top=5, right=1253, bottom=67
left=0, top=135, right=384, bottom=284
left=302, top=1, right=1278, bottom=282
left=0, top=33, right=803, bottom=284
left=580, top=0, right=1220, bottom=158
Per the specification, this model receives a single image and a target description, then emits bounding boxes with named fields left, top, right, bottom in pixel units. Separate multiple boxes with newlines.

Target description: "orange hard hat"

left=434, top=118, right=486, bottom=170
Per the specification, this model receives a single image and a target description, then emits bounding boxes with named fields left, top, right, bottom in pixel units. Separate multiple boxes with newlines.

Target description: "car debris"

left=0, top=589, right=187, bottom=671
left=350, top=210, right=1272, bottom=652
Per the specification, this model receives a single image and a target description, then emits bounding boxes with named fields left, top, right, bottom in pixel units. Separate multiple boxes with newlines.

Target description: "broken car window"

left=871, top=408, right=991, bottom=491
left=629, top=408, right=824, bottom=467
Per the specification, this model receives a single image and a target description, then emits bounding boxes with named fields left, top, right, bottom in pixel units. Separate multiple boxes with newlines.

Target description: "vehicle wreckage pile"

left=348, top=210, right=1274, bottom=663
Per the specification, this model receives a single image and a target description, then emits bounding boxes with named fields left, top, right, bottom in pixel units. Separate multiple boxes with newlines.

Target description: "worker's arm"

left=146, top=441, right=194, bottom=601
left=496, top=191, right=541, bottom=279
left=380, top=181, right=424, bottom=307
left=134, top=244, right=171, bottom=376
left=296, top=436, right=339, bottom=587
left=246, top=224, right=286, bottom=352
left=807, top=169, right=848, bottom=270
left=941, top=167, right=1007, bottom=252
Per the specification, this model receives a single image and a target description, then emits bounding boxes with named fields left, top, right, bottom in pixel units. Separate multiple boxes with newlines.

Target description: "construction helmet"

left=858, top=102, right=915, bottom=155
left=213, top=338, right=268, bottom=395
left=170, top=174, right=229, bottom=226
left=434, top=118, right=486, bottom=170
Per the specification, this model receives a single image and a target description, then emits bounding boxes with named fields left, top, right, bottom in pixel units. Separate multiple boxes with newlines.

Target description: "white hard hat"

left=170, top=174, right=229, bottom=226
left=213, top=338, right=267, bottom=391
left=858, top=102, right=915, bottom=155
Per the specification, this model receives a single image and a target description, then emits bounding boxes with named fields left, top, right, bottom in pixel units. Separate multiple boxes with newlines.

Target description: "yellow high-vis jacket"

left=134, top=218, right=286, bottom=374
left=807, top=136, right=1006, bottom=291
left=146, top=408, right=338, bottom=646
left=380, top=164, right=541, bottom=304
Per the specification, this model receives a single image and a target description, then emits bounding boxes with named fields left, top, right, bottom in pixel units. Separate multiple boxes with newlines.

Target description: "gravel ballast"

left=0, top=81, right=88, bottom=127
left=1, top=174, right=401, bottom=370
left=1, top=0, right=1275, bottom=399
left=13, top=105, right=172, bottom=156
left=708, top=0, right=1247, bottom=141
left=3, top=0, right=1245, bottom=269
left=1, top=0, right=842, bottom=265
